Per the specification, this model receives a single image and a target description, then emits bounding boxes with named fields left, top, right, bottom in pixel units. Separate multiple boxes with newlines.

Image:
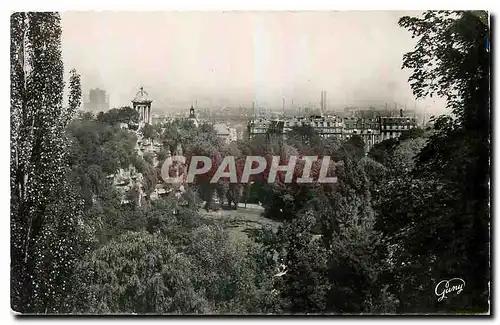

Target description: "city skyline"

left=61, top=11, right=447, bottom=114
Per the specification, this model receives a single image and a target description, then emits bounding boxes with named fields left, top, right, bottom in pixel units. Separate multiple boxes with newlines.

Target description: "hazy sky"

left=61, top=11, right=446, bottom=114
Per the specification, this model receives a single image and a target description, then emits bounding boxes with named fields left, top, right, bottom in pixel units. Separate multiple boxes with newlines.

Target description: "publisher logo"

left=435, top=278, right=465, bottom=302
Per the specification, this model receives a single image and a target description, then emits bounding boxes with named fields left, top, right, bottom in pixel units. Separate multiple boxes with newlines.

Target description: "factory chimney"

left=320, top=91, right=324, bottom=113
left=323, top=91, right=327, bottom=113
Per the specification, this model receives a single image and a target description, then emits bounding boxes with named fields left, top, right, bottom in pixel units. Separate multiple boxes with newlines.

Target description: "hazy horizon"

left=61, top=11, right=447, bottom=115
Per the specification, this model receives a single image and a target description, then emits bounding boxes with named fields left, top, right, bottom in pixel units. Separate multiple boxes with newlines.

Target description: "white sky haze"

left=61, top=11, right=446, bottom=114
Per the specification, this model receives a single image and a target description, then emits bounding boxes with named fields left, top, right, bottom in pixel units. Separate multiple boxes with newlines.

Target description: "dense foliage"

left=375, top=10, right=490, bottom=313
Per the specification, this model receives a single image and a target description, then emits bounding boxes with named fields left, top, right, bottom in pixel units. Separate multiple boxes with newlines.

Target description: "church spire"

left=189, top=105, right=196, bottom=118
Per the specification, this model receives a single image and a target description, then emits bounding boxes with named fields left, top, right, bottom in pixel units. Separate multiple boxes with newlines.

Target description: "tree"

left=78, top=110, right=94, bottom=121
left=184, top=225, right=277, bottom=313
left=143, top=152, right=155, bottom=165
left=72, top=202, right=277, bottom=314
left=141, top=123, right=157, bottom=141
left=96, top=107, right=139, bottom=126
left=181, top=123, right=226, bottom=210
left=136, top=158, right=158, bottom=198
left=67, top=119, right=139, bottom=209
left=286, top=125, right=322, bottom=155
left=117, top=106, right=139, bottom=124
left=368, top=128, right=426, bottom=167
left=342, top=135, right=366, bottom=159
left=316, top=157, right=397, bottom=313
left=265, top=155, right=397, bottom=313
left=273, top=212, right=331, bottom=312
left=161, top=119, right=199, bottom=153
left=11, top=12, right=90, bottom=313
left=226, top=183, right=244, bottom=209
left=320, top=137, right=342, bottom=159
left=73, top=231, right=208, bottom=314
left=68, top=68, right=81, bottom=119
left=376, top=11, right=490, bottom=313
left=399, top=127, right=425, bottom=142
left=390, top=137, right=427, bottom=172
left=368, top=137, right=401, bottom=166
left=359, top=156, right=387, bottom=204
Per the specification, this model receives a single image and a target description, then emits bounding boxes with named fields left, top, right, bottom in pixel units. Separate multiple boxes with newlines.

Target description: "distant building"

left=247, top=118, right=271, bottom=138
left=214, top=123, right=236, bottom=145
left=247, top=109, right=418, bottom=152
left=248, top=115, right=344, bottom=140
left=84, top=88, right=109, bottom=111
left=285, top=116, right=344, bottom=139
left=343, top=117, right=381, bottom=152
left=380, top=109, right=417, bottom=141
left=229, top=128, right=237, bottom=142
left=267, top=120, right=285, bottom=144
left=132, top=86, right=153, bottom=125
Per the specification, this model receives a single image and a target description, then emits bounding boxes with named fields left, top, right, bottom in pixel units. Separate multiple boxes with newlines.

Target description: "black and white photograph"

left=9, top=8, right=491, bottom=315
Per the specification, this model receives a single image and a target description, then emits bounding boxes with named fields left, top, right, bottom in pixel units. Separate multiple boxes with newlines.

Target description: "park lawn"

left=199, top=203, right=281, bottom=244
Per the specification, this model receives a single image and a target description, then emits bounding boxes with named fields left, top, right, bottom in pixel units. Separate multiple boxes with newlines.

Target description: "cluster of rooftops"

left=249, top=115, right=417, bottom=131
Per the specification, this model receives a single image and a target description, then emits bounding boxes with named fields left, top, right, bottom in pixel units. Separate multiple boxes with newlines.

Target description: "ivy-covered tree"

left=11, top=12, right=90, bottom=313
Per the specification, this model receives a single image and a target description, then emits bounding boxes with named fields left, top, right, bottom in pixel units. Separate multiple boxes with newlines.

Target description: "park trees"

left=263, top=153, right=397, bottom=313
left=72, top=198, right=277, bottom=314
left=67, top=119, right=139, bottom=207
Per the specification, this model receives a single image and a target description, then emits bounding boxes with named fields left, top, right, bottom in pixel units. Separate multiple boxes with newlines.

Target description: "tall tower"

left=320, top=91, right=327, bottom=116
left=132, top=86, right=153, bottom=125
left=321, top=91, right=324, bottom=113
left=323, top=91, right=327, bottom=114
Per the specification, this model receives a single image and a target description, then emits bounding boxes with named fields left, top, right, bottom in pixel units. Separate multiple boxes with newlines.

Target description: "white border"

left=1, top=0, right=497, bottom=11
left=1, top=1, right=497, bottom=324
